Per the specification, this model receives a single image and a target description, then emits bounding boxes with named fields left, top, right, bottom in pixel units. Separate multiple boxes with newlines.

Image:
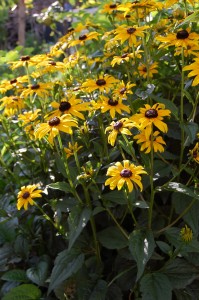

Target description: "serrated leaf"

left=48, top=249, right=84, bottom=294
left=156, top=241, right=171, bottom=255
left=1, top=270, right=28, bottom=283
left=68, top=207, right=91, bottom=250
left=129, top=230, right=155, bottom=281
left=182, top=122, right=198, bottom=145
left=140, top=273, right=172, bottom=300
left=26, top=256, right=50, bottom=286
left=48, top=182, right=71, bottom=193
left=102, top=190, right=126, bottom=205
left=98, top=226, right=128, bottom=250
left=156, top=182, right=199, bottom=200
left=88, top=280, right=107, bottom=300
left=163, top=258, right=199, bottom=289
left=2, top=284, right=41, bottom=300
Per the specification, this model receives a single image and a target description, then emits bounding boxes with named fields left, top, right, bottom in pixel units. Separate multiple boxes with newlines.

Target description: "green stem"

left=178, top=48, right=185, bottom=173
left=148, top=128, right=155, bottom=229
left=57, top=134, right=83, bottom=205
left=156, top=198, right=196, bottom=234
left=106, top=207, right=129, bottom=240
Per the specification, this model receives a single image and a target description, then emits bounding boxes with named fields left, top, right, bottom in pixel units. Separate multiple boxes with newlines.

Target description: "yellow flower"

left=81, top=74, right=119, bottom=93
left=97, top=95, right=131, bottom=119
left=20, top=82, right=52, bottom=98
left=18, top=109, right=41, bottom=125
left=111, top=50, right=143, bottom=67
left=156, top=28, right=199, bottom=49
left=137, top=62, right=158, bottom=79
left=34, top=60, right=66, bottom=75
left=17, top=184, right=42, bottom=210
left=113, top=24, right=149, bottom=46
left=112, top=81, right=136, bottom=100
left=67, top=31, right=100, bottom=48
left=0, top=96, right=25, bottom=116
left=34, top=115, right=78, bottom=145
left=189, top=142, right=199, bottom=164
left=174, top=43, right=199, bottom=57
left=9, top=54, right=50, bottom=70
left=48, top=94, right=90, bottom=120
left=131, top=103, right=171, bottom=134
left=101, top=3, right=119, bottom=14
left=180, top=225, right=193, bottom=243
left=117, top=1, right=161, bottom=16
left=105, top=118, right=135, bottom=146
left=0, top=76, right=28, bottom=94
left=134, top=130, right=166, bottom=153
left=105, top=160, right=147, bottom=192
left=64, top=142, right=83, bottom=158
left=183, top=57, right=199, bottom=86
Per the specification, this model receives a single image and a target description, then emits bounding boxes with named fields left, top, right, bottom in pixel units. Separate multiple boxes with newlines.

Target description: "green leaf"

left=98, top=226, right=128, bottom=250
left=182, top=122, right=198, bottom=145
left=102, top=190, right=127, bottom=205
left=156, top=241, right=171, bottom=255
left=177, top=10, right=199, bottom=27
left=26, top=256, right=50, bottom=286
left=156, top=182, right=199, bottom=200
left=2, top=284, right=41, bottom=300
left=1, top=270, right=29, bottom=283
left=89, top=280, right=107, bottom=300
left=163, top=258, right=199, bottom=289
left=140, top=273, right=172, bottom=300
left=172, top=193, right=199, bottom=233
left=129, top=230, right=155, bottom=281
left=48, top=182, right=71, bottom=193
left=48, top=249, right=84, bottom=294
left=68, top=207, right=91, bottom=250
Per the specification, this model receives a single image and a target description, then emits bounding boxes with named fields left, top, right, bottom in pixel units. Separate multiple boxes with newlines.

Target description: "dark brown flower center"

left=96, top=79, right=106, bottom=86
left=120, top=87, right=126, bottom=94
left=22, top=191, right=30, bottom=199
left=20, top=55, right=30, bottom=61
left=142, top=67, right=147, bottom=72
left=48, top=61, right=56, bottom=66
left=59, top=101, right=71, bottom=111
left=67, top=27, right=74, bottom=33
left=114, top=121, right=123, bottom=130
left=121, top=53, right=128, bottom=58
left=176, top=29, right=189, bottom=39
left=110, top=4, right=117, bottom=8
left=48, top=116, right=61, bottom=126
left=145, top=109, right=158, bottom=118
left=120, top=168, right=132, bottom=178
left=79, top=34, right=87, bottom=41
left=10, top=78, right=17, bottom=84
left=127, top=27, right=136, bottom=34
left=31, top=84, right=40, bottom=90
left=12, top=97, right=19, bottom=101
left=108, top=98, right=118, bottom=106
left=125, top=14, right=131, bottom=18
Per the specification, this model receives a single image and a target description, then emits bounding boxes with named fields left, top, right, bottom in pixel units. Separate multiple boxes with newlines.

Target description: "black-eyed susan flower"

left=189, top=142, right=199, bottom=163
left=105, top=118, right=135, bottom=146
left=101, top=3, right=119, bottom=14
left=98, top=95, right=131, bottom=119
left=20, top=82, right=52, bottom=98
left=17, top=184, right=42, bottom=210
left=183, top=57, right=199, bottom=86
left=112, top=81, right=136, bottom=100
left=117, top=1, right=162, bottom=16
left=113, top=24, right=149, bottom=47
left=64, top=142, right=83, bottom=158
left=67, top=31, right=100, bottom=48
left=18, top=109, right=41, bottom=125
left=0, top=96, right=25, bottom=116
left=48, top=94, right=89, bottom=120
left=174, top=43, right=199, bottom=57
left=9, top=54, right=50, bottom=70
left=105, top=160, right=147, bottom=192
left=180, top=225, right=193, bottom=243
left=134, top=130, right=166, bottom=153
left=131, top=103, right=171, bottom=134
left=137, top=62, right=158, bottom=79
left=34, top=114, right=78, bottom=145
left=156, top=28, right=199, bottom=49
left=81, top=74, right=119, bottom=93
left=111, top=50, right=143, bottom=67
left=0, top=76, right=28, bottom=94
